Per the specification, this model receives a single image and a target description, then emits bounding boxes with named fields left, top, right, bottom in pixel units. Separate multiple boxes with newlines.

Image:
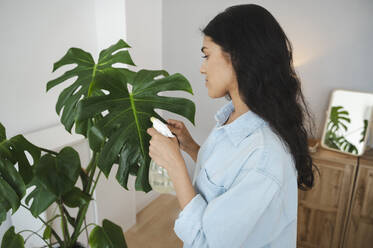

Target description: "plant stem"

left=24, top=215, right=61, bottom=243
left=84, top=217, right=89, bottom=244
left=46, top=214, right=62, bottom=225
left=70, top=204, right=90, bottom=245
left=58, top=200, right=70, bottom=246
left=78, top=223, right=97, bottom=238
left=83, top=153, right=97, bottom=190
left=62, top=205, right=76, bottom=228
left=87, top=64, right=98, bottom=97
left=69, top=152, right=98, bottom=244
left=40, top=242, right=59, bottom=248
left=85, top=154, right=96, bottom=174
left=18, top=229, right=52, bottom=248
left=21, top=203, right=63, bottom=245
left=89, top=170, right=101, bottom=195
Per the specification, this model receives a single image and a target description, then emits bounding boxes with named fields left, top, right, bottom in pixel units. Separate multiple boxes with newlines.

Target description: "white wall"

left=0, top=0, right=130, bottom=133
left=0, top=0, right=98, bottom=138
left=126, top=0, right=163, bottom=71
left=0, top=0, right=143, bottom=243
left=161, top=0, right=373, bottom=178
left=0, top=0, right=166, bottom=242
left=0, top=0, right=99, bottom=244
left=94, top=0, right=127, bottom=51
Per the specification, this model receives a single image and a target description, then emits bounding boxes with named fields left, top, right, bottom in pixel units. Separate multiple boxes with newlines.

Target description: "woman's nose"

left=200, top=62, right=206, bottom=74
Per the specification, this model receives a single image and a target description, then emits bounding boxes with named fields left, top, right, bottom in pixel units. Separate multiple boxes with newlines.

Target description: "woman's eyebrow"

left=201, top=47, right=207, bottom=53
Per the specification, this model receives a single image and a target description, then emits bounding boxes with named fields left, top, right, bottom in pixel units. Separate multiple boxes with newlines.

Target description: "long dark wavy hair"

left=202, top=4, right=317, bottom=190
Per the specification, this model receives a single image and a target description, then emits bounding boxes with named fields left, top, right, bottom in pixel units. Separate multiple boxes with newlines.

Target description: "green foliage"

left=0, top=123, right=5, bottom=141
left=89, top=219, right=127, bottom=248
left=62, top=187, right=91, bottom=208
left=76, top=68, right=195, bottom=191
left=0, top=132, right=41, bottom=185
left=1, top=227, right=24, bottom=248
left=34, top=147, right=80, bottom=197
left=324, top=105, right=367, bottom=155
left=0, top=125, right=32, bottom=223
left=43, top=226, right=52, bottom=240
left=327, top=106, right=350, bottom=132
left=47, top=40, right=135, bottom=136
left=25, top=178, right=57, bottom=217
left=360, top=119, right=368, bottom=143
left=0, top=39, right=195, bottom=247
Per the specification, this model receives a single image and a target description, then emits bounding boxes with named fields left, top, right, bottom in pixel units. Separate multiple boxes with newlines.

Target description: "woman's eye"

left=201, top=55, right=208, bottom=59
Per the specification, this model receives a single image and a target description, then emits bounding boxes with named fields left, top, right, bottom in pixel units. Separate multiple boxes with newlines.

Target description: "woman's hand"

left=167, top=119, right=200, bottom=162
left=146, top=127, right=184, bottom=173
left=147, top=125, right=197, bottom=211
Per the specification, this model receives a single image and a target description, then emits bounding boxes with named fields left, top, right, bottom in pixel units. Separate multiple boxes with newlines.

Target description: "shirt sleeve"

left=173, top=168, right=282, bottom=247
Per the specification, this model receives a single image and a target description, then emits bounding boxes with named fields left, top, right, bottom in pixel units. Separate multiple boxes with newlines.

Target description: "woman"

left=146, top=4, right=315, bottom=247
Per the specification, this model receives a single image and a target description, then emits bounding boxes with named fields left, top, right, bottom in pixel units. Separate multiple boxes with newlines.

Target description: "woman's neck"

left=230, top=95, right=249, bottom=120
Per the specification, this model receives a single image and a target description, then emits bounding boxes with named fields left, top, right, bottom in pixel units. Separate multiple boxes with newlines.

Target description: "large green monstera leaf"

left=324, top=106, right=358, bottom=154
left=89, top=219, right=127, bottom=248
left=0, top=123, right=86, bottom=222
left=25, top=147, right=84, bottom=216
left=327, top=106, right=350, bottom=132
left=1, top=226, right=25, bottom=248
left=0, top=123, right=41, bottom=185
left=46, top=40, right=135, bottom=136
left=0, top=123, right=41, bottom=224
left=76, top=68, right=195, bottom=192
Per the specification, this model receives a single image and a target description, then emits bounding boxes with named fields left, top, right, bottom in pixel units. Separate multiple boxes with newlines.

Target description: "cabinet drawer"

left=297, top=158, right=356, bottom=248
left=343, top=165, right=373, bottom=248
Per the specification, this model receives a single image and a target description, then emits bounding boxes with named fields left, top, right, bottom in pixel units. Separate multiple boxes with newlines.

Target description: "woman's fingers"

left=167, top=124, right=181, bottom=136
left=167, top=119, right=182, bottom=128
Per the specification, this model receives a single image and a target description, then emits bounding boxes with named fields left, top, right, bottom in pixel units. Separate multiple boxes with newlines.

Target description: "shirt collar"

left=214, top=100, right=268, bottom=147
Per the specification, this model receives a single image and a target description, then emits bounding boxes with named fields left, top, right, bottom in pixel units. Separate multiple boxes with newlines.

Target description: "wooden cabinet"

left=297, top=148, right=357, bottom=248
left=297, top=145, right=373, bottom=248
left=343, top=149, right=373, bottom=248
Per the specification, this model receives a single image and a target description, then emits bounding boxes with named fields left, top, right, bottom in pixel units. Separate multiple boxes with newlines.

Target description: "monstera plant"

left=0, top=39, right=195, bottom=247
left=324, top=105, right=368, bottom=155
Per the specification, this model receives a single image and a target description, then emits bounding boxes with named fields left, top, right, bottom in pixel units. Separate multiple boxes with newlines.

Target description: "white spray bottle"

left=148, top=116, right=176, bottom=194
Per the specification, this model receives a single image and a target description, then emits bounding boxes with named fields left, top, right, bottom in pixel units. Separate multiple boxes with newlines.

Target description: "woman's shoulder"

left=239, top=125, right=297, bottom=187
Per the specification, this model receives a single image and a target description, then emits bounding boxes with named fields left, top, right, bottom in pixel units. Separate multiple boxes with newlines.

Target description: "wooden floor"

left=124, top=194, right=184, bottom=248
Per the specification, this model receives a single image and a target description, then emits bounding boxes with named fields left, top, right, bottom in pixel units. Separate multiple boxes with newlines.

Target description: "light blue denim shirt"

left=173, top=100, right=298, bottom=248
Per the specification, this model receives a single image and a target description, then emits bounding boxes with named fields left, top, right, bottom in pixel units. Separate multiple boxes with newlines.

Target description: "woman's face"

left=200, top=36, right=237, bottom=98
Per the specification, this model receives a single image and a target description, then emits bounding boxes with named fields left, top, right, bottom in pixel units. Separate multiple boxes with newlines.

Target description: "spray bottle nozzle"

left=150, top=117, right=175, bottom=138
